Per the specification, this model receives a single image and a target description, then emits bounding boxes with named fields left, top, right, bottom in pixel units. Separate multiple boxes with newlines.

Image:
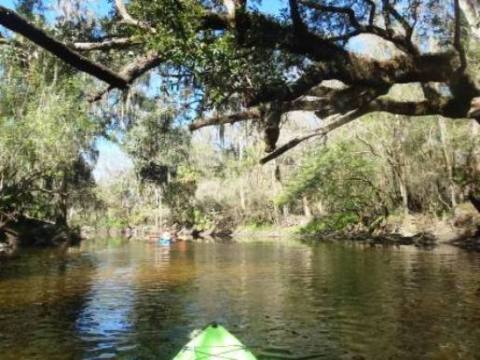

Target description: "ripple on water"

left=1, top=240, right=480, bottom=359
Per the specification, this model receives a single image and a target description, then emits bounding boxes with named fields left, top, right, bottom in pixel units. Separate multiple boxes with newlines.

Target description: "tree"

left=0, top=28, right=100, bottom=229
left=1, top=0, right=480, bottom=164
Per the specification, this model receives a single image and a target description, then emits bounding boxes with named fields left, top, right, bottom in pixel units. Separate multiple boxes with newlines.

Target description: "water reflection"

left=0, top=240, right=480, bottom=359
left=76, top=266, right=136, bottom=359
left=0, top=248, right=96, bottom=359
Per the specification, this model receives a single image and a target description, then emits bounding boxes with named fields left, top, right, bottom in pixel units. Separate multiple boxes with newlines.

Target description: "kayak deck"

left=173, top=323, right=257, bottom=360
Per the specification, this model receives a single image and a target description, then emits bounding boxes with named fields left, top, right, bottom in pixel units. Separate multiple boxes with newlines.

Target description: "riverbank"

left=80, top=205, right=480, bottom=251
left=80, top=224, right=233, bottom=243
left=5, top=203, right=479, bottom=255
left=232, top=203, right=480, bottom=251
left=0, top=216, right=80, bottom=255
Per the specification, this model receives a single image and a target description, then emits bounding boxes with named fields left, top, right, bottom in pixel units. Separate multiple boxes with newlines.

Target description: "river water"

left=0, top=238, right=480, bottom=359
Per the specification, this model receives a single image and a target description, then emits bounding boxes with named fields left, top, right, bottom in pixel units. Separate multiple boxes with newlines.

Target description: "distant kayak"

left=173, top=323, right=257, bottom=360
left=158, top=231, right=173, bottom=246
left=158, top=238, right=171, bottom=246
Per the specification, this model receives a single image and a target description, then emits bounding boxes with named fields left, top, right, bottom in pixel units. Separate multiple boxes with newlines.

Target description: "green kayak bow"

left=173, top=323, right=257, bottom=360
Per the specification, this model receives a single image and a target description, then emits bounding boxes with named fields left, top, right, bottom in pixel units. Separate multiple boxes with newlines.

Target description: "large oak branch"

left=260, top=95, right=457, bottom=164
left=249, top=52, right=456, bottom=107
left=0, top=6, right=128, bottom=88
left=189, top=108, right=262, bottom=131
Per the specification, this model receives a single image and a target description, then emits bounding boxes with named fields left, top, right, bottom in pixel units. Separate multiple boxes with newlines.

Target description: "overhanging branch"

left=189, top=108, right=262, bottom=131
left=368, top=97, right=451, bottom=116
left=260, top=108, right=369, bottom=164
left=300, top=0, right=362, bottom=29
left=293, top=84, right=390, bottom=116
left=384, top=2, right=413, bottom=38
left=89, top=52, right=163, bottom=102
left=259, top=95, right=455, bottom=164
left=249, top=52, right=454, bottom=107
left=0, top=6, right=128, bottom=88
left=300, top=0, right=417, bottom=54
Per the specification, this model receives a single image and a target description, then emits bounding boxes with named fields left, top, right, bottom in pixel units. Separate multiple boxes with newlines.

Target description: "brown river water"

left=0, top=238, right=480, bottom=359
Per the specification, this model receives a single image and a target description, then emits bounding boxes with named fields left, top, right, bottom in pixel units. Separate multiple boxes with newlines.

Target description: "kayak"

left=173, top=323, right=257, bottom=360
left=158, top=238, right=171, bottom=246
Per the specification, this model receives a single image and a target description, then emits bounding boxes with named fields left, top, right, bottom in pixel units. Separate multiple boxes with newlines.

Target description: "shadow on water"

left=1, top=238, right=480, bottom=359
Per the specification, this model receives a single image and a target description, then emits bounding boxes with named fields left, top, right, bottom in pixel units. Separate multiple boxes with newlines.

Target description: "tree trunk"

left=316, top=200, right=325, bottom=215
left=239, top=182, right=247, bottom=212
left=398, top=171, right=409, bottom=216
left=467, top=119, right=480, bottom=212
left=302, top=196, right=312, bottom=217
left=56, top=172, right=68, bottom=226
left=392, top=119, right=409, bottom=215
left=437, top=116, right=457, bottom=208
left=238, top=134, right=247, bottom=212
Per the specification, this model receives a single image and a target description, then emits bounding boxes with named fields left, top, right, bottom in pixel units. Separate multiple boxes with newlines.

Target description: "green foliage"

left=299, top=213, right=360, bottom=235
left=161, top=165, right=198, bottom=226
left=278, top=141, right=384, bottom=224
left=123, top=105, right=190, bottom=167
left=3, top=2, right=477, bottom=238
left=0, top=45, right=100, bottom=225
left=119, top=101, right=197, bottom=226
left=278, top=112, right=480, bottom=235
left=125, top=0, right=300, bottom=109
left=132, top=0, right=204, bottom=57
left=91, top=102, right=480, bottom=235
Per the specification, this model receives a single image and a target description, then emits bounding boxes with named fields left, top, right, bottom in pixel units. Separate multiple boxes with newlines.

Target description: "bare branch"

left=301, top=0, right=416, bottom=54
left=365, top=0, right=376, bottom=26
left=325, top=30, right=361, bottom=42
left=191, top=84, right=388, bottom=135
left=300, top=0, right=362, bottom=29
left=260, top=108, right=369, bottom=164
left=114, top=0, right=155, bottom=33
left=384, top=2, right=413, bottom=38
left=72, top=37, right=138, bottom=51
left=382, top=0, right=393, bottom=34
left=260, top=93, right=455, bottom=164
left=453, top=0, right=467, bottom=71
left=468, top=97, right=480, bottom=119
left=0, top=6, right=128, bottom=88
left=189, top=108, right=262, bottom=131
left=120, top=52, right=163, bottom=81
left=459, top=0, right=480, bottom=40
left=296, top=85, right=389, bottom=117
left=289, top=0, right=307, bottom=33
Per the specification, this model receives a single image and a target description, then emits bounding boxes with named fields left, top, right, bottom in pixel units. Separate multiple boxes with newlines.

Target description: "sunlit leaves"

left=0, top=48, right=100, bottom=222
